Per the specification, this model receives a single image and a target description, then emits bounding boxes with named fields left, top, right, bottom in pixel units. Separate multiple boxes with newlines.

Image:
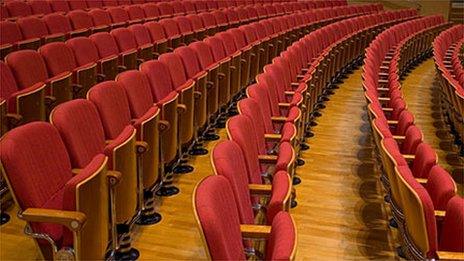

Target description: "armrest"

left=6, top=113, right=23, bottom=127
left=437, top=251, right=464, bottom=260
left=278, top=103, right=291, bottom=108
left=158, top=120, right=170, bottom=133
left=240, top=224, right=271, bottom=239
left=403, top=154, right=415, bottom=161
left=378, top=87, right=390, bottom=92
left=271, top=116, right=287, bottom=122
left=107, top=170, right=122, bottom=187
left=264, top=133, right=282, bottom=141
left=415, top=178, right=427, bottom=185
left=378, top=97, right=391, bottom=102
left=258, top=155, right=278, bottom=164
left=248, top=184, right=272, bottom=195
left=284, top=91, right=295, bottom=96
left=393, top=135, right=405, bottom=141
left=382, top=107, right=394, bottom=112
left=387, top=120, right=398, bottom=125
left=135, top=141, right=149, bottom=155
left=20, top=208, right=86, bottom=232
left=435, top=210, right=446, bottom=218
left=117, top=65, right=127, bottom=73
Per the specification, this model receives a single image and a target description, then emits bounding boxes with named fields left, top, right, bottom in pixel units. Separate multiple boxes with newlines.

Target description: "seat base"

left=173, top=164, right=194, bottom=174
left=292, top=176, right=301, bottom=185
left=189, top=146, right=208, bottom=156
left=114, top=247, right=139, bottom=261
left=291, top=199, right=297, bottom=208
left=136, top=212, right=162, bottom=226
left=203, top=132, right=220, bottom=141
left=389, top=218, right=398, bottom=228
left=156, top=186, right=180, bottom=197
left=296, top=158, right=305, bottom=166
left=300, top=143, right=310, bottom=151
left=0, top=213, right=10, bottom=225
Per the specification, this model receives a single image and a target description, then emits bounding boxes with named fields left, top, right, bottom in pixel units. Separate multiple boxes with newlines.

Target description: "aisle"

left=400, top=59, right=463, bottom=195
left=292, top=69, right=396, bottom=260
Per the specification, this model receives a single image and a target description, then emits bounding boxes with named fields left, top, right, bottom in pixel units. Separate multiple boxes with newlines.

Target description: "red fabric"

left=174, top=46, right=203, bottom=79
left=126, top=5, right=145, bottom=21
left=238, top=99, right=267, bottom=154
left=158, top=53, right=190, bottom=91
left=17, top=17, right=48, bottom=40
left=175, top=16, right=193, bottom=35
left=128, top=24, right=153, bottom=46
left=102, top=0, right=118, bottom=7
left=190, top=41, right=215, bottom=69
left=144, top=21, right=166, bottom=43
left=212, top=140, right=255, bottom=225
left=66, top=37, right=100, bottom=66
left=43, top=13, right=73, bottom=35
left=111, top=28, right=138, bottom=52
left=89, top=9, right=112, bottom=27
left=0, top=61, right=18, bottom=101
left=5, top=50, right=49, bottom=90
left=412, top=143, right=437, bottom=178
left=205, top=36, right=228, bottom=61
left=216, top=31, right=239, bottom=56
left=425, top=165, right=456, bottom=210
left=440, top=196, right=464, bottom=252
left=401, top=125, right=422, bottom=155
left=157, top=2, right=173, bottom=16
left=160, top=19, right=181, bottom=38
left=68, top=0, right=87, bottom=10
left=6, top=0, right=32, bottom=17
left=382, top=138, right=408, bottom=166
left=116, top=70, right=155, bottom=118
left=39, top=42, right=77, bottom=76
left=50, top=0, right=70, bottom=12
left=142, top=3, right=160, bottom=19
left=276, top=142, right=293, bottom=172
left=30, top=0, right=52, bottom=15
left=139, top=60, right=176, bottom=102
left=227, top=115, right=263, bottom=185
left=67, top=10, right=93, bottom=31
left=0, top=21, right=22, bottom=45
left=108, top=7, right=130, bottom=24
left=90, top=32, right=120, bottom=59
left=51, top=99, right=106, bottom=168
left=186, top=14, right=203, bottom=32
left=86, top=0, right=103, bottom=8
left=87, top=81, right=132, bottom=140
left=267, top=171, right=290, bottom=225
left=396, top=110, right=414, bottom=136
left=266, top=211, right=296, bottom=260
left=195, top=175, right=246, bottom=261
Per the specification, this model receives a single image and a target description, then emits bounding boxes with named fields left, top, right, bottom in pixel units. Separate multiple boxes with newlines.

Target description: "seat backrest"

left=128, top=24, right=152, bottom=46
left=139, top=60, right=175, bottom=102
left=86, top=0, right=103, bottom=8
left=401, top=125, right=422, bottom=155
left=237, top=98, right=267, bottom=154
left=194, top=175, right=246, bottom=261
left=212, top=10, right=228, bottom=25
left=265, top=211, right=297, bottom=261
left=43, top=13, right=73, bottom=35
left=50, top=99, right=106, bottom=168
left=170, top=1, right=186, bottom=15
left=158, top=52, right=189, bottom=90
left=39, top=42, right=77, bottom=77
left=226, top=115, right=262, bottom=185
left=425, top=165, right=456, bottom=211
left=0, top=21, right=22, bottom=45
left=89, top=32, right=120, bottom=59
left=126, top=5, right=145, bottom=21
left=216, top=31, right=238, bottom=55
left=67, top=10, right=94, bottom=30
left=116, top=70, right=155, bottom=119
left=142, top=3, right=160, bottom=19
left=66, top=37, right=101, bottom=66
left=173, top=46, right=202, bottom=78
left=199, top=12, right=216, bottom=28
left=89, top=9, right=112, bottom=27
left=87, top=81, right=132, bottom=140
left=204, top=36, right=227, bottom=61
left=68, top=0, right=87, bottom=10
left=6, top=0, right=32, bottom=18
left=212, top=140, right=255, bottom=225
left=0, top=61, right=19, bottom=101
left=102, top=0, right=118, bottom=7
left=411, top=143, right=437, bottom=179
left=160, top=18, right=181, bottom=37
left=175, top=16, right=193, bottom=34
left=246, top=83, right=274, bottom=135
left=111, top=28, right=138, bottom=52
left=189, top=41, right=214, bottom=70
left=49, top=0, right=70, bottom=12
left=29, top=0, right=52, bottom=15
left=440, top=196, right=464, bottom=252
left=229, top=28, right=247, bottom=49
left=157, top=2, right=173, bottom=17
left=144, top=21, right=166, bottom=42
left=5, top=50, right=48, bottom=89
left=108, top=7, right=130, bottom=24
left=186, top=14, right=203, bottom=31
left=17, top=17, right=49, bottom=40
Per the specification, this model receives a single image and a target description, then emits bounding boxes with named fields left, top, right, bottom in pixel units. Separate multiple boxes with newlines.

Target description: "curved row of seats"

left=1, top=1, right=341, bottom=59
left=363, top=15, right=464, bottom=260
left=193, top=9, right=419, bottom=260
left=0, top=3, right=375, bottom=260
left=433, top=24, right=464, bottom=153
left=1, top=0, right=344, bottom=20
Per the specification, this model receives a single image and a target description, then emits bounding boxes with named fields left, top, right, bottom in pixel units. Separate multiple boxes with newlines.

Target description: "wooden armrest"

left=177, top=104, right=187, bottom=114
left=437, top=251, right=464, bottom=260
left=378, top=87, right=390, bottom=92
left=291, top=82, right=300, bottom=87
left=135, top=141, right=149, bottom=155
left=71, top=168, right=81, bottom=175
left=378, top=97, right=391, bottom=102
left=378, top=79, right=389, bottom=84
left=393, top=135, right=405, bottom=141
left=194, top=91, right=202, bottom=99
left=264, top=133, right=282, bottom=141
left=271, top=116, right=287, bottom=122
left=278, top=103, right=291, bottom=108
left=387, top=120, right=398, bottom=125
left=240, top=224, right=271, bottom=239
left=107, top=170, right=122, bottom=187
left=117, top=65, right=127, bottom=72
left=415, top=178, right=427, bottom=184
left=248, top=184, right=272, bottom=195
left=20, top=208, right=86, bottom=232
left=6, top=113, right=23, bottom=126
left=284, top=91, right=295, bottom=96
left=435, top=210, right=446, bottom=218
left=382, top=107, right=394, bottom=112
left=258, top=155, right=278, bottom=164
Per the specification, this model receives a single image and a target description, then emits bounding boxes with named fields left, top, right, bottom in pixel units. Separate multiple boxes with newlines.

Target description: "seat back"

left=0, top=21, right=23, bottom=46
left=86, top=0, right=103, bottom=8
left=39, top=42, right=77, bottom=77
left=237, top=98, right=267, bottom=154
left=411, top=143, right=437, bottom=179
left=50, top=0, right=70, bottom=12
left=126, top=5, right=145, bottom=21
left=89, top=9, right=112, bottom=28
left=111, top=28, right=138, bottom=52
left=66, top=37, right=101, bottom=66
left=67, top=10, right=94, bottom=31
left=30, top=0, right=52, bottom=15
left=108, top=7, right=130, bottom=25
left=440, top=196, right=464, bottom=252
left=193, top=175, right=246, bottom=261
left=5, top=50, right=48, bottom=90
left=6, top=0, right=32, bottom=18
left=90, top=32, right=120, bottom=59
left=68, top=0, right=88, bottom=10
left=43, top=13, right=73, bottom=35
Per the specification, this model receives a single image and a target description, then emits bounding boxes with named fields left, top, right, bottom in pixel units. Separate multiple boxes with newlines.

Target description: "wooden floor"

left=2, top=60, right=458, bottom=260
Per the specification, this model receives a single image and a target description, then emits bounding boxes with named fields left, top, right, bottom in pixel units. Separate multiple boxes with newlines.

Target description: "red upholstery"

left=142, top=3, right=160, bottom=19
left=111, top=28, right=138, bottom=53
left=401, top=125, right=422, bottom=155
left=440, top=196, right=464, bottom=252
left=50, top=0, right=70, bottom=13
left=108, top=7, right=130, bottom=25
left=89, top=9, right=112, bottom=28
left=67, top=10, right=94, bottom=31
left=266, top=211, right=296, bottom=260
left=126, top=5, right=145, bottom=22
left=128, top=24, right=153, bottom=47
left=17, top=17, right=48, bottom=40
left=139, top=60, right=177, bottom=103
left=174, top=46, right=204, bottom=80
left=87, top=81, right=132, bottom=139
left=5, top=50, right=48, bottom=90
left=116, top=70, right=154, bottom=119
left=43, top=13, right=73, bottom=35
left=50, top=99, right=106, bottom=168
left=411, top=143, right=437, bottom=178
left=66, top=37, right=100, bottom=67
left=158, top=52, right=193, bottom=92
left=89, top=32, right=120, bottom=59
left=267, top=171, right=290, bottom=224
left=30, top=0, right=52, bottom=15
left=6, top=0, right=32, bottom=18
left=425, top=165, right=456, bottom=211
left=212, top=140, right=255, bottom=225
left=194, top=175, right=246, bottom=261
left=68, top=0, right=87, bottom=11
left=0, top=21, right=22, bottom=46
left=39, top=42, right=77, bottom=76
left=382, top=138, right=408, bottom=166
left=144, top=21, right=167, bottom=44
left=86, top=0, right=104, bottom=8
left=190, top=41, right=216, bottom=71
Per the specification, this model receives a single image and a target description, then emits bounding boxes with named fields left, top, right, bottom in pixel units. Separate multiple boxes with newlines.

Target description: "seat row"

left=0, top=4, right=375, bottom=136
left=0, top=3, right=376, bottom=260
left=363, top=15, right=464, bottom=260
left=1, top=1, right=335, bottom=59
left=193, top=8, right=419, bottom=260
left=1, top=0, right=336, bottom=20
left=433, top=24, right=464, bottom=153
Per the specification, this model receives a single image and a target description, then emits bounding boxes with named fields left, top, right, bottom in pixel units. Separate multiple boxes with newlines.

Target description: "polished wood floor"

left=2, top=59, right=458, bottom=260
